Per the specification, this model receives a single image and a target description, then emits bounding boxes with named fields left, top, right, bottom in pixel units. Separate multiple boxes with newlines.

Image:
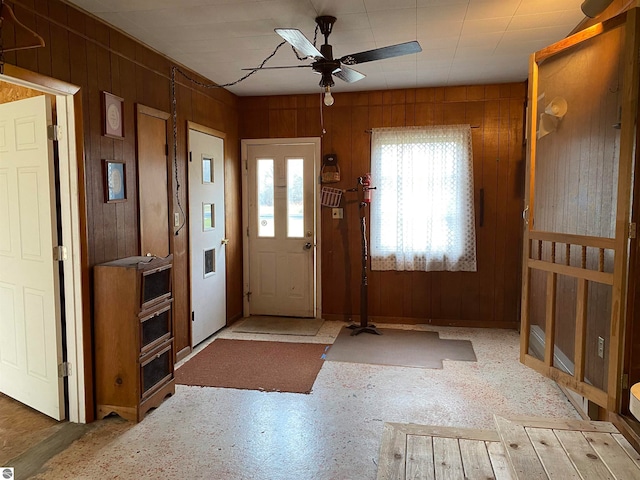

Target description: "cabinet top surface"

left=96, top=255, right=173, bottom=270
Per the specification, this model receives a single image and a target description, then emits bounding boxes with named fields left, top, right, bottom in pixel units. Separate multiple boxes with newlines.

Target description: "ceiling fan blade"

left=340, top=41, right=422, bottom=65
left=334, top=66, right=365, bottom=83
left=241, top=65, right=313, bottom=71
left=275, top=28, right=324, bottom=58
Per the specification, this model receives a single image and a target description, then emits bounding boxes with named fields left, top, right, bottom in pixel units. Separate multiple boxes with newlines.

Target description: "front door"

left=188, top=127, right=227, bottom=346
left=243, top=140, right=319, bottom=317
left=0, top=95, right=65, bottom=420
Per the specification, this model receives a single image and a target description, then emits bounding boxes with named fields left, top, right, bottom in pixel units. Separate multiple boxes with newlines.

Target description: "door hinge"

left=629, top=222, right=637, bottom=239
left=189, top=151, right=193, bottom=162
left=53, top=245, right=68, bottom=261
left=58, top=362, right=72, bottom=377
left=622, top=373, right=629, bottom=390
left=246, top=291, right=252, bottom=302
left=191, top=311, right=195, bottom=322
left=246, top=226, right=249, bottom=237
left=47, top=125, right=61, bottom=141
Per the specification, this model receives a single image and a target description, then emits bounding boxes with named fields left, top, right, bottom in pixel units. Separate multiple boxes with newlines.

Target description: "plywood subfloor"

left=377, top=417, right=640, bottom=480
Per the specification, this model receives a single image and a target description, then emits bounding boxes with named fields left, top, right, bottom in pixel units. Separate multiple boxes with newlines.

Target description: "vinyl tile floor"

left=18, top=322, right=580, bottom=479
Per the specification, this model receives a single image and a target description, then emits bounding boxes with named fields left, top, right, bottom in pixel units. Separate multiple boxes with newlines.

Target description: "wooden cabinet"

left=94, top=255, right=175, bottom=422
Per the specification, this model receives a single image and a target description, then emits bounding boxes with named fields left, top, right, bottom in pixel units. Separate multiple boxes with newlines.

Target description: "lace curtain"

left=370, top=125, right=477, bottom=272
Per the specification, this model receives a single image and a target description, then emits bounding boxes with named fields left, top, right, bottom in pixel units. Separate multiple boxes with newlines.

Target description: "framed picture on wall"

left=102, top=91, right=124, bottom=138
left=104, top=160, right=126, bottom=203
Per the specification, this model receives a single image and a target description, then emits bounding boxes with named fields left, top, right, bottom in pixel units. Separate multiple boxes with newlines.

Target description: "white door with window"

left=243, top=140, right=320, bottom=318
left=0, top=95, right=65, bottom=420
left=189, top=127, right=226, bottom=346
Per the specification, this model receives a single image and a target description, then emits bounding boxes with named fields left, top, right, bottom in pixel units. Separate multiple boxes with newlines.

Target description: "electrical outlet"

left=174, top=212, right=180, bottom=227
left=332, top=208, right=343, bottom=219
left=598, top=336, right=605, bottom=358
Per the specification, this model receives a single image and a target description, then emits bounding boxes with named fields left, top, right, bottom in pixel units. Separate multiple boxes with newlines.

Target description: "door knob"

left=221, top=238, right=229, bottom=245
left=304, top=242, right=312, bottom=250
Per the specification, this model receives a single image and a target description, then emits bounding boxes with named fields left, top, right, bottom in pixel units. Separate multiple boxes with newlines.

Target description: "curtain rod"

left=365, top=126, right=480, bottom=133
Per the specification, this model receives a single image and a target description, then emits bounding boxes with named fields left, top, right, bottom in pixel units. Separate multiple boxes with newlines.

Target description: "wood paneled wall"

left=2, top=0, right=243, bottom=419
left=239, top=84, right=526, bottom=328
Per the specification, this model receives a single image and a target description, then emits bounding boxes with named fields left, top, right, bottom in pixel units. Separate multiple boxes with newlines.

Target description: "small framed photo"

left=104, top=160, right=126, bottom=203
left=102, top=91, right=124, bottom=138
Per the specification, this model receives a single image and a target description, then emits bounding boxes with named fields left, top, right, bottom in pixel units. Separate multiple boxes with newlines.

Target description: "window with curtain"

left=370, top=125, right=477, bottom=272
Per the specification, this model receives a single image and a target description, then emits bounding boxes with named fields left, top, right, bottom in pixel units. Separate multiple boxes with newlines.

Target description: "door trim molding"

left=187, top=121, right=226, bottom=140
left=1, top=66, right=88, bottom=423
left=240, top=137, right=322, bottom=319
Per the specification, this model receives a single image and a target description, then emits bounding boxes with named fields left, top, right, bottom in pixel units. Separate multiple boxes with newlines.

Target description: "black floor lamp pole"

left=347, top=182, right=381, bottom=336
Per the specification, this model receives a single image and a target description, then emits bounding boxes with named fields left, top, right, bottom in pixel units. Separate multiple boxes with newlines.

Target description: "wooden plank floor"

left=377, top=418, right=640, bottom=479
left=376, top=423, right=514, bottom=480
left=495, top=416, right=640, bottom=480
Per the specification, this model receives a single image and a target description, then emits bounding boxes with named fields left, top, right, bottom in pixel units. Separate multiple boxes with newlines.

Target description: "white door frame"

left=241, top=138, right=322, bottom=319
left=1, top=71, right=86, bottom=423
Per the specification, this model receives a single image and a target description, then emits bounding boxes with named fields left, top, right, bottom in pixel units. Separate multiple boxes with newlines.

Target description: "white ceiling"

left=64, top=0, right=589, bottom=97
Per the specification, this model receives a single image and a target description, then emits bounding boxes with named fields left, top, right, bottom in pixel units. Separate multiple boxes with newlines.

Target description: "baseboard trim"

left=321, top=313, right=518, bottom=329
left=227, top=312, right=243, bottom=326
left=176, top=345, right=191, bottom=363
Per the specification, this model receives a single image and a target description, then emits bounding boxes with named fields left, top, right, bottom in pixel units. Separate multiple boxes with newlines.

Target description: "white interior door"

left=189, top=128, right=226, bottom=346
left=246, top=142, right=317, bottom=317
left=0, top=95, right=65, bottom=420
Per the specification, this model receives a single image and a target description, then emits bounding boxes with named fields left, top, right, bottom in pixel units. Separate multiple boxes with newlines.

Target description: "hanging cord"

left=169, top=23, right=322, bottom=235
left=170, top=65, right=185, bottom=235
left=172, top=39, right=286, bottom=91
left=291, top=24, right=319, bottom=60
left=170, top=38, right=292, bottom=235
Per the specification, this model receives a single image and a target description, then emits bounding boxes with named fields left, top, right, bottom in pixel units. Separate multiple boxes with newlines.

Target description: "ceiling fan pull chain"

left=320, top=92, right=326, bottom=136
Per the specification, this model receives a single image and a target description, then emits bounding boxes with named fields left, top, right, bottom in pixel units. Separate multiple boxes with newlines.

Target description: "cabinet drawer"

left=140, top=340, right=173, bottom=400
left=139, top=300, right=173, bottom=354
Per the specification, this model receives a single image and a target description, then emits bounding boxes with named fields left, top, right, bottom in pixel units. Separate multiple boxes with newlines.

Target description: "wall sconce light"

left=581, top=0, right=614, bottom=18
left=323, top=86, right=334, bottom=107
left=537, top=97, right=568, bottom=139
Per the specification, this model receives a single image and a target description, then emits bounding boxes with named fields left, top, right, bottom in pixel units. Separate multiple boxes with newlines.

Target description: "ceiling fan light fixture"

left=324, top=86, right=334, bottom=107
left=272, top=14, right=421, bottom=93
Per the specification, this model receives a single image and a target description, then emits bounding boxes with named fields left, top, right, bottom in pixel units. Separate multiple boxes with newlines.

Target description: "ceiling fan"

left=246, top=16, right=422, bottom=104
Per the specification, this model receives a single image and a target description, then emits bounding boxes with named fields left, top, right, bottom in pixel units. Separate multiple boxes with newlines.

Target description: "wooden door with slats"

left=520, top=10, right=639, bottom=413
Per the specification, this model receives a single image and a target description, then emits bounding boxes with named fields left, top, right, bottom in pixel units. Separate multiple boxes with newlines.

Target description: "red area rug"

left=175, top=339, right=329, bottom=394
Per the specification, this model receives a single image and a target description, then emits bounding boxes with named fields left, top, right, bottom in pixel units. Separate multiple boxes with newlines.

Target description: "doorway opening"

left=0, top=69, right=87, bottom=423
